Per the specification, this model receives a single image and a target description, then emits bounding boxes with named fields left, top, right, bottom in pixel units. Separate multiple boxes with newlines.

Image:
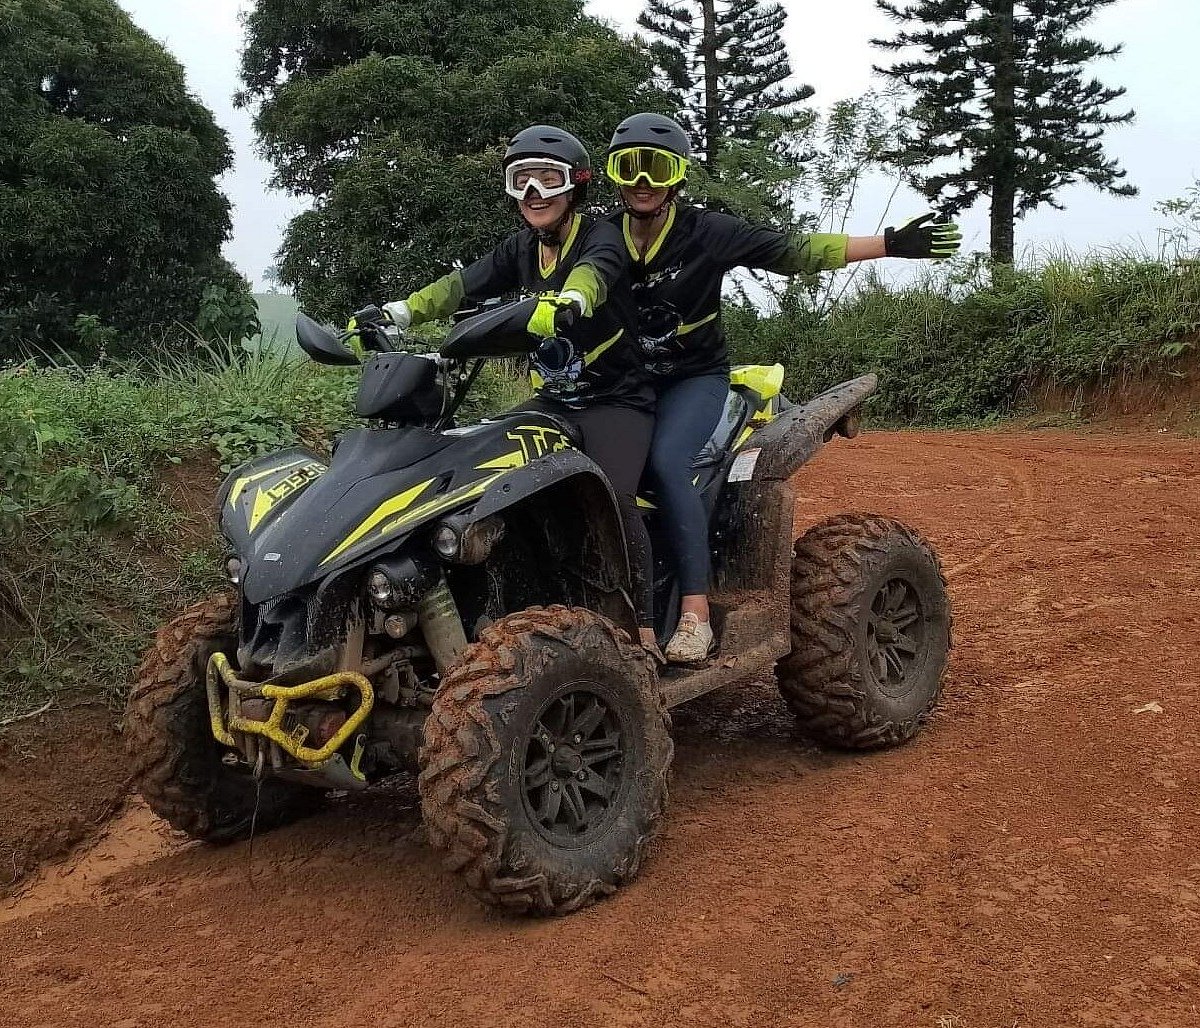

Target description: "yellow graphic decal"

left=507, top=425, right=572, bottom=462
left=320, top=478, right=436, bottom=566
left=248, top=461, right=325, bottom=531
left=475, top=450, right=526, bottom=471
left=229, top=457, right=310, bottom=507
left=734, top=425, right=754, bottom=450
left=369, top=474, right=502, bottom=548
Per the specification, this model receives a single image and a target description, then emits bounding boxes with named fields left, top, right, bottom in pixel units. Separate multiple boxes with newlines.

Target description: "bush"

left=727, top=254, right=1200, bottom=422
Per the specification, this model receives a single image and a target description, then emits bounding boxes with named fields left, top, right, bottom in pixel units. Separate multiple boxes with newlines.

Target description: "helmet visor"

left=504, top=158, right=576, bottom=201
left=606, top=147, right=687, bottom=188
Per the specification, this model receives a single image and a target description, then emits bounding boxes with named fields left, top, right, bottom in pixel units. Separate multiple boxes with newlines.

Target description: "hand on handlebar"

left=527, top=292, right=583, bottom=339
left=381, top=300, right=412, bottom=331
left=346, top=303, right=402, bottom=353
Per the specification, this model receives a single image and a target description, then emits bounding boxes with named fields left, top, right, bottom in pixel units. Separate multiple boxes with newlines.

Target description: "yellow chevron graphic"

left=229, top=457, right=309, bottom=507
left=320, top=478, right=436, bottom=566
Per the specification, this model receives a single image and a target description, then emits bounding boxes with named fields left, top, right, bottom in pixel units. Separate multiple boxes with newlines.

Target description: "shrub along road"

left=2, top=428, right=1198, bottom=1027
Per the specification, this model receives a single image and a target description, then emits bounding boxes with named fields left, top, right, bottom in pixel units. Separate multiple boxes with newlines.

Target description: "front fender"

left=445, top=450, right=639, bottom=634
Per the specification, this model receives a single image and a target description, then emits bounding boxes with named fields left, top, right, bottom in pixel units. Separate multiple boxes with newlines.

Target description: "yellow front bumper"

left=206, top=652, right=374, bottom=766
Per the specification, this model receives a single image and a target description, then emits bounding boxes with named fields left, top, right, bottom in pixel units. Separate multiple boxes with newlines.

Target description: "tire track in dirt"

left=3, top=428, right=1199, bottom=1028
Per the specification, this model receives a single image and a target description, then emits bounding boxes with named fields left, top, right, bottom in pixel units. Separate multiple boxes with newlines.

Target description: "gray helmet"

left=503, top=125, right=592, bottom=204
left=607, top=113, right=692, bottom=159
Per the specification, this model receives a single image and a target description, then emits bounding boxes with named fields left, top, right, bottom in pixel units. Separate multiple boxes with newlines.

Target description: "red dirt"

left=0, top=707, right=128, bottom=898
left=3, top=428, right=1199, bottom=1027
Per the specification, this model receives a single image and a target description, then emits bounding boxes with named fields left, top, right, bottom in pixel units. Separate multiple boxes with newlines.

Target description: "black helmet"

left=607, top=113, right=692, bottom=159
left=503, top=125, right=592, bottom=205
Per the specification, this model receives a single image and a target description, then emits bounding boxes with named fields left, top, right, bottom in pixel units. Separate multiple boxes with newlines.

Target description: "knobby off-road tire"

left=777, top=514, right=951, bottom=749
left=125, top=594, right=321, bottom=842
left=419, top=606, right=672, bottom=916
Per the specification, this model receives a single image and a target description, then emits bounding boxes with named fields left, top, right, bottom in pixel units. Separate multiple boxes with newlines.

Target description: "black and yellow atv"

left=126, top=297, right=950, bottom=915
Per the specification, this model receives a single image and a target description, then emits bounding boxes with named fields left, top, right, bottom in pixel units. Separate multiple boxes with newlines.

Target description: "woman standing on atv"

left=605, top=113, right=962, bottom=663
left=381, top=125, right=660, bottom=649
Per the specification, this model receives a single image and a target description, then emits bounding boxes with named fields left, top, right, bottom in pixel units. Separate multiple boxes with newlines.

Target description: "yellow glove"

left=526, top=291, right=585, bottom=338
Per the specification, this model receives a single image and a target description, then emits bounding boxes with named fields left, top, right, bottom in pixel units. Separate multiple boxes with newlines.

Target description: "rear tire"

left=125, top=594, right=321, bottom=842
left=419, top=605, right=672, bottom=915
left=776, top=514, right=951, bottom=749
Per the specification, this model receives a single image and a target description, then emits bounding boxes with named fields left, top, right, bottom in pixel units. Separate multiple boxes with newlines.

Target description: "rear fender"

left=712, top=374, right=877, bottom=595
left=738, top=373, right=877, bottom=483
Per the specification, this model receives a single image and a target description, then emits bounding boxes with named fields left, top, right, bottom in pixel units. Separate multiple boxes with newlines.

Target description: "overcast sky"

left=119, top=0, right=1200, bottom=290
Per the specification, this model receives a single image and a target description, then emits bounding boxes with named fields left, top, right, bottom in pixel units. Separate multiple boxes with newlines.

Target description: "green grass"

left=0, top=338, right=527, bottom=718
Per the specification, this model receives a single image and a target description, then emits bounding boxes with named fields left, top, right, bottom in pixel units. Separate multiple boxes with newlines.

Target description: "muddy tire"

left=419, top=605, right=672, bottom=916
left=125, top=594, right=320, bottom=842
left=776, top=514, right=951, bottom=749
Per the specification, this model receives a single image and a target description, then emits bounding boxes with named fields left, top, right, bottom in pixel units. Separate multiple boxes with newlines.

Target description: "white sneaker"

left=665, top=613, right=715, bottom=664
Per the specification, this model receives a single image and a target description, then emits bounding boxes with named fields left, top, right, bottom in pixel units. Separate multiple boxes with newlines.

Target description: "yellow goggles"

left=606, top=147, right=688, bottom=189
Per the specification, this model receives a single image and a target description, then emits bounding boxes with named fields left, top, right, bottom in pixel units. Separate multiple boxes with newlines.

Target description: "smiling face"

left=519, top=191, right=572, bottom=233
left=620, top=183, right=670, bottom=217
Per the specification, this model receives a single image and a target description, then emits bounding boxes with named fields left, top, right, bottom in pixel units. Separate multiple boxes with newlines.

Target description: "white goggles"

left=504, top=158, right=577, bottom=201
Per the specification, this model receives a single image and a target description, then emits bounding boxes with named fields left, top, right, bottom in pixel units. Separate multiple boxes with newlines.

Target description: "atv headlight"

left=366, top=554, right=439, bottom=611
left=432, top=525, right=460, bottom=559
left=432, top=515, right=505, bottom=565
left=367, top=570, right=394, bottom=606
left=225, top=557, right=242, bottom=585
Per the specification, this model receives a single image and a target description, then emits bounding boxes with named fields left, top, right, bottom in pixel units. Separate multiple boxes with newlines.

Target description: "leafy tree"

left=0, top=0, right=247, bottom=358
left=238, top=1, right=664, bottom=318
left=637, top=0, right=813, bottom=169
left=874, top=0, right=1137, bottom=263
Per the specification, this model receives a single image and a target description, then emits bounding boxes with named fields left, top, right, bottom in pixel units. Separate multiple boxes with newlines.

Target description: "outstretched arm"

left=846, top=236, right=887, bottom=262
left=836, top=214, right=964, bottom=265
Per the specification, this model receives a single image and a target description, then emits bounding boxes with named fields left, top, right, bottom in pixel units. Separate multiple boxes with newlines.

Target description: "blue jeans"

left=648, top=373, right=729, bottom=596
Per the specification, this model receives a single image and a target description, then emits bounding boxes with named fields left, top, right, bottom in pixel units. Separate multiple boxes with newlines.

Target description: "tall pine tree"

left=638, top=0, right=813, bottom=169
left=874, top=1, right=1136, bottom=263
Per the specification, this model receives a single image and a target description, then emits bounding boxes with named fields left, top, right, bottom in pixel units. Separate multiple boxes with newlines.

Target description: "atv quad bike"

left=127, top=298, right=950, bottom=915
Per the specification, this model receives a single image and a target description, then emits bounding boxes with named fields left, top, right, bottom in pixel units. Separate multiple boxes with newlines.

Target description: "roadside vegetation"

left=729, top=251, right=1200, bottom=424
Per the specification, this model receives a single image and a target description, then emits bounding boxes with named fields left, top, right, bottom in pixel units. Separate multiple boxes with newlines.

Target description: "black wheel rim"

left=522, top=687, right=627, bottom=846
left=866, top=577, right=927, bottom=697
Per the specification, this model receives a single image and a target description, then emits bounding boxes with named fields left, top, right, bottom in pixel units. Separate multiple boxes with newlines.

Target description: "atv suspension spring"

left=417, top=575, right=468, bottom=674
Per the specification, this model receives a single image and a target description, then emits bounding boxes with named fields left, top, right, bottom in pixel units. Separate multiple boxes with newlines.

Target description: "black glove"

left=553, top=298, right=580, bottom=334
left=527, top=293, right=582, bottom=338
left=884, top=213, right=962, bottom=259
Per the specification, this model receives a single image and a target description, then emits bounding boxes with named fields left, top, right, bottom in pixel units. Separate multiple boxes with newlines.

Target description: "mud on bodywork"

left=712, top=374, right=878, bottom=594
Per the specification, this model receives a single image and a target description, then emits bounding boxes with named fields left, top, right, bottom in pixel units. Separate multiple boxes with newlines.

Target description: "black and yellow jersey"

left=404, top=214, right=653, bottom=412
left=607, top=204, right=850, bottom=382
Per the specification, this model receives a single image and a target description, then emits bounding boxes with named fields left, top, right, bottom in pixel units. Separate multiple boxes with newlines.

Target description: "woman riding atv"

left=381, top=125, right=660, bottom=651
left=605, top=112, right=963, bottom=663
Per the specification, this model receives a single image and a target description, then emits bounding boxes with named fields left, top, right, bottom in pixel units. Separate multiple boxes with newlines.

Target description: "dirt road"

left=3, top=429, right=1199, bottom=1028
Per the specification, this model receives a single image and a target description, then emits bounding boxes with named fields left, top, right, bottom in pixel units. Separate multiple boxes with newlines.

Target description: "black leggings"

left=522, top=400, right=654, bottom=626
